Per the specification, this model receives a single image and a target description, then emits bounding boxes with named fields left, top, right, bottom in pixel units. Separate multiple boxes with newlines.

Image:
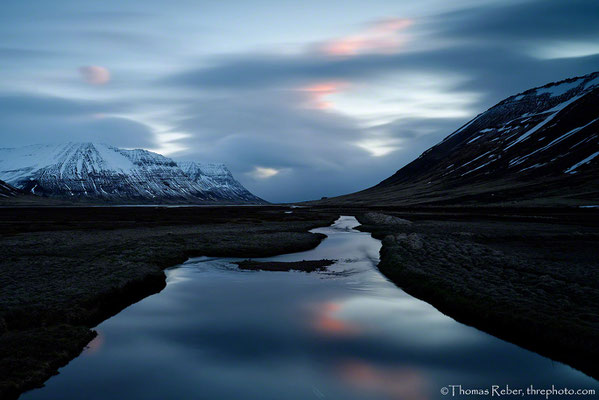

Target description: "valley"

left=1, top=71, right=598, bottom=400
left=3, top=1, right=599, bottom=399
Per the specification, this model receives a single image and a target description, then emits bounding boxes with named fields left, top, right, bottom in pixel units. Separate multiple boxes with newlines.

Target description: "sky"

left=1, top=0, right=598, bottom=202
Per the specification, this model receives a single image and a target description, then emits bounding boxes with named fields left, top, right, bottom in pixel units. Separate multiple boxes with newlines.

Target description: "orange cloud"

left=79, top=65, right=111, bottom=85
left=298, top=81, right=349, bottom=110
left=373, top=17, right=414, bottom=32
left=321, top=17, right=413, bottom=57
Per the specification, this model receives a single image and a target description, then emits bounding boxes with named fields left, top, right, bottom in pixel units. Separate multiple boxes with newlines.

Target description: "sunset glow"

left=321, top=17, right=413, bottom=57
left=78, top=66, right=111, bottom=85
left=298, top=81, right=349, bottom=110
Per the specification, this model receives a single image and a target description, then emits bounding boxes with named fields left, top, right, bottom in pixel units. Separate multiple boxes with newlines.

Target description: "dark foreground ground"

left=1, top=205, right=598, bottom=398
left=0, top=206, right=338, bottom=399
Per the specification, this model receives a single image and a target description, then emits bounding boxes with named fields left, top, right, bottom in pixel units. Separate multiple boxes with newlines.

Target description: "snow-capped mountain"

left=178, top=161, right=262, bottom=202
left=323, top=71, right=599, bottom=206
left=0, top=143, right=264, bottom=203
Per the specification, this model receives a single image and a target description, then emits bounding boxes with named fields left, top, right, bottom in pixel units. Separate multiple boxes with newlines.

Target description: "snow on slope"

left=0, top=143, right=135, bottom=184
left=177, top=161, right=263, bottom=202
left=0, top=179, right=18, bottom=198
left=385, top=71, right=599, bottom=184
left=343, top=71, right=599, bottom=206
left=0, top=143, right=263, bottom=203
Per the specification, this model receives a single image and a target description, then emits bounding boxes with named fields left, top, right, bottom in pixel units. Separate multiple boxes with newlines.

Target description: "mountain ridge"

left=318, top=71, right=599, bottom=207
left=0, top=142, right=264, bottom=204
left=178, top=161, right=263, bottom=202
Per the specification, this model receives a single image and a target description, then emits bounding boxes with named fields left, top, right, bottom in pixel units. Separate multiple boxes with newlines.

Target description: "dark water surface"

left=23, top=216, right=598, bottom=399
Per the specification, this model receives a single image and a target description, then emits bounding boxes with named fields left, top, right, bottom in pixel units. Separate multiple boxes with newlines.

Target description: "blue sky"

left=1, top=0, right=598, bottom=202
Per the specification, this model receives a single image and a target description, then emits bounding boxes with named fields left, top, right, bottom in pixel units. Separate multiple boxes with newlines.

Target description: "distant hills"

left=320, top=71, right=599, bottom=207
left=0, top=142, right=264, bottom=204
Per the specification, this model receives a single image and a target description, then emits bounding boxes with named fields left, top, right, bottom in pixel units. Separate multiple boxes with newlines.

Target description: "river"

left=22, top=216, right=598, bottom=399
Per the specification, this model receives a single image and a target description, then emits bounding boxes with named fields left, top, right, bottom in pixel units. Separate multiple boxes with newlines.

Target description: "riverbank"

left=355, top=211, right=599, bottom=380
left=0, top=206, right=338, bottom=399
left=3, top=205, right=599, bottom=398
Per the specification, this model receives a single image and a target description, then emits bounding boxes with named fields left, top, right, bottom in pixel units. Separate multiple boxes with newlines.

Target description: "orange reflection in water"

left=338, top=360, right=429, bottom=400
left=83, top=331, right=104, bottom=355
left=312, top=301, right=360, bottom=336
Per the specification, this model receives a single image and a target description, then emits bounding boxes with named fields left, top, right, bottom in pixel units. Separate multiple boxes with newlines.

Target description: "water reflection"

left=23, top=216, right=598, bottom=400
left=337, top=360, right=429, bottom=400
left=82, top=332, right=104, bottom=355
left=311, top=301, right=361, bottom=336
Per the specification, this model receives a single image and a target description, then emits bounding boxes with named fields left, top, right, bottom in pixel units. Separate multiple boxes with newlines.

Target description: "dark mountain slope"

left=320, top=71, right=599, bottom=207
left=0, top=180, right=18, bottom=198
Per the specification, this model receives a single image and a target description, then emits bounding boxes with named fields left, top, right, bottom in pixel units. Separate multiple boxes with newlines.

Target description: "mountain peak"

left=0, top=143, right=264, bottom=204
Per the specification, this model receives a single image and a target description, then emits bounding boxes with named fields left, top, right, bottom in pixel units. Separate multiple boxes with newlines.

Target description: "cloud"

left=356, top=138, right=401, bottom=157
left=248, top=166, right=279, bottom=179
left=435, top=0, right=599, bottom=44
left=323, top=72, right=480, bottom=126
left=164, top=85, right=460, bottom=202
left=160, top=2, right=598, bottom=201
left=531, top=41, right=599, bottom=60
left=166, top=88, right=385, bottom=201
left=298, top=81, right=349, bottom=110
left=320, top=17, right=413, bottom=57
left=170, top=89, right=364, bottom=166
left=2, top=0, right=597, bottom=203
left=164, top=0, right=598, bottom=106
left=0, top=47, right=63, bottom=61
left=79, top=65, right=111, bottom=85
left=165, top=44, right=596, bottom=112
left=0, top=93, right=112, bottom=116
left=0, top=93, right=157, bottom=149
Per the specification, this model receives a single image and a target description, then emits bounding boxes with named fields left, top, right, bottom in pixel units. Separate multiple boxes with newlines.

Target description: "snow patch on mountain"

left=178, top=161, right=263, bottom=202
left=505, top=94, right=585, bottom=150
left=0, top=142, right=264, bottom=203
left=564, top=151, right=599, bottom=174
left=0, top=179, right=18, bottom=198
left=536, top=79, right=583, bottom=97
